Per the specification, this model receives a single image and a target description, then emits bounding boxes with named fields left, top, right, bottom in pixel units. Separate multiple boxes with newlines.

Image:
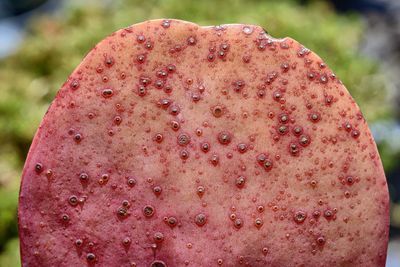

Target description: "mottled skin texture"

left=19, top=19, right=389, bottom=267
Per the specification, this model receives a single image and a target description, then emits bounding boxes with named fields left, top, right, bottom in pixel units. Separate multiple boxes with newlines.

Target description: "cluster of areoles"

left=135, top=34, right=153, bottom=50
left=135, top=61, right=175, bottom=96
left=73, top=238, right=97, bottom=263
left=342, top=121, right=361, bottom=139
left=98, top=173, right=109, bottom=185
left=256, top=35, right=276, bottom=51
left=257, top=153, right=273, bottom=171
left=117, top=200, right=131, bottom=218
left=207, top=43, right=230, bottom=62
left=161, top=20, right=170, bottom=28
left=271, top=110, right=314, bottom=156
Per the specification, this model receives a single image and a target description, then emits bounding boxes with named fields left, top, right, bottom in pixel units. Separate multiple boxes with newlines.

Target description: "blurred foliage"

left=0, top=238, right=19, bottom=267
left=379, top=139, right=400, bottom=175
left=0, top=0, right=395, bottom=264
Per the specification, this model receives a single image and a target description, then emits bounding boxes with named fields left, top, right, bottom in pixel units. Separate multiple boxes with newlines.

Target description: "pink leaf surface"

left=18, top=19, right=389, bottom=267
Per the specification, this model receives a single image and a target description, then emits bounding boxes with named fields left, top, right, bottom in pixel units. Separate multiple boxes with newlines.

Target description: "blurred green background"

left=0, top=0, right=399, bottom=266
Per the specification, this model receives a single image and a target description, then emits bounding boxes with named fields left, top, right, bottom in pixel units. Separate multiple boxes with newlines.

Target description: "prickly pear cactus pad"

left=18, top=19, right=389, bottom=267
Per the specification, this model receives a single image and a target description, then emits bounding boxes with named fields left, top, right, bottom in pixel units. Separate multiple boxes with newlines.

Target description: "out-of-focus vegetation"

left=0, top=0, right=395, bottom=265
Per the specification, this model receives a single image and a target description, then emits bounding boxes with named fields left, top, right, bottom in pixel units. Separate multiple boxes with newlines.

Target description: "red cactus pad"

left=19, top=19, right=389, bottom=267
